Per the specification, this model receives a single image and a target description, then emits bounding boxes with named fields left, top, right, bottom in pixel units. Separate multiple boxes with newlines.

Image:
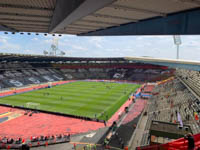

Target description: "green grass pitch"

left=0, top=81, right=140, bottom=121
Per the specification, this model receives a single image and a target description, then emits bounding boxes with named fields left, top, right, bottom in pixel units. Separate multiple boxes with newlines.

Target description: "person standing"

left=184, top=133, right=195, bottom=150
left=93, top=144, right=97, bottom=150
left=73, top=143, right=76, bottom=150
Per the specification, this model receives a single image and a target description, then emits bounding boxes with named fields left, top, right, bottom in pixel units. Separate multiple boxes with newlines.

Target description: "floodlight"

left=173, top=35, right=182, bottom=45
left=173, top=35, right=182, bottom=59
left=43, top=50, right=48, bottom=55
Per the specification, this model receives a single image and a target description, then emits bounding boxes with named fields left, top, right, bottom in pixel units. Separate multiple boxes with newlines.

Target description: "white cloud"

left=0, top=38, right=7, bottom=43
left=0, top=35, right=9, bottom=43
left=25, top=49, right=31, bottom=52
left=0, top=35, right=21, bottom=52
left=62, top=34, right=76, bottom=38
left=0, top=43, right=21, bottom=53
left=32, top=38, right=38, bottom=41
left=44, top=39, right=52, bottom=44
left=71, top=45, right=88, bottom=51
left=182, top=41, right=199, bottom=47
left=89, top=37, right=104, bottom=48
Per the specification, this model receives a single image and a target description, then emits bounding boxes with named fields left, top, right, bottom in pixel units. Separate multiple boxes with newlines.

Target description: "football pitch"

left=0, top=81, right=140, bottom=121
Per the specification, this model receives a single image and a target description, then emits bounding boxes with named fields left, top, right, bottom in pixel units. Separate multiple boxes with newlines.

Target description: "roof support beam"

left=92, top=13, right=138, bottom=22
left=0, top=12, right=50, bottom=19
left=0, top=18, right=50, bottom=24
left=79, top=8, right=200, bottom=36
left=109, top=4, right=166, bottom=17
left=49, top=0, right=116, bottom=33
left=72, top=23, right=106, bottom=29
left=0, top=24, right=17, bottom=32
left=79, top=19, right=119, bottom=26
left=4, top=23, right=48, bottom=28
left=0, top=4, right=53, bottom=11
left=179, top=0, right=200, bottom=5
left=68, top=24, right=99, bottom=30
left=66, top=26, right=95, bottom=31
left=49, top=0, right=85, bottom=33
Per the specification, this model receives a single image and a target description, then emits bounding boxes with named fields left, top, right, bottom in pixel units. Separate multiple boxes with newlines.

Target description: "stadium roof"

left=1, top=53, right=200, bottom=71
left=0, top=53, right=125, bottom=62
left=126, top=57, right=200, bottom=71
left=0, top=0, right=200, bottom=35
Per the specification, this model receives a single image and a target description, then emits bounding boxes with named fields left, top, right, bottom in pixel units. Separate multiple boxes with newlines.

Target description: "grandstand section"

left=0, top=54, right=173, bottom=90
left=136, top=77, right=200, bottom=149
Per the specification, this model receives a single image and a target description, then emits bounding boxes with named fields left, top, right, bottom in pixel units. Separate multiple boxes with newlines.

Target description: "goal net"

left=26, top=102, right=40, bottom=109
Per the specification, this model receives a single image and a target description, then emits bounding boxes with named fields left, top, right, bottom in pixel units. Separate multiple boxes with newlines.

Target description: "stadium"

left=0, top=0, right=200, bottom=150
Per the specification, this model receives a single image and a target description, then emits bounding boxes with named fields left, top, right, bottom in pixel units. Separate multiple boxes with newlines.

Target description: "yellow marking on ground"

left=7, top=113, right=23, bottom=121
left=0, top=112, right=12, bottom=118
left=0, top=112, right=23, bottom=124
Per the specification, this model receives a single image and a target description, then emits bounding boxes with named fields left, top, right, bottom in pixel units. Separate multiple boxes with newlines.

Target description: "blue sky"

left=0, top=32, right=200, bottom=61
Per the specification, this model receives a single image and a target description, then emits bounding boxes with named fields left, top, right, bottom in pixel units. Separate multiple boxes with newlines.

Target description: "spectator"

left=104, top=120, right=106, bottom=126
left=44, top=136, right=48, bottom=140
left=184, top=133, right=195, bottom=150
left=93, top=144, right=97, bottom=150
left=121, top=141, right=124, bottom=148
left=73, top=143, right=77, bottom=150
left=104, top=138, right=109, bottom=146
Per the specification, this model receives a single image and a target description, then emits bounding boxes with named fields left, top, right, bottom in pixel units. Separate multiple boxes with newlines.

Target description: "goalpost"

left=26, top=102, right=40, bottom=109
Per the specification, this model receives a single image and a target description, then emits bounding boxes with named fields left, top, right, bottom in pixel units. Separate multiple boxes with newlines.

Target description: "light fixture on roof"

left=52, top=34, right=55, bottom=36
left=20, top=32, right=24, bottom=35
left=27, top=33, right=31, bottom=35
left=12, top=32, right=15, bottom=34
left=43, top=50, right=48, bottom=55
left=60, top=51, right=66, bottom=56
left=173, top=35, right=182, bottom=59
left=59, top=34, right=62, bottom=37
left=4, top=32, right=8, bottom=34
left=44, top=33, right=47, bottom=36
left=36, top=33, right=39, bottom=35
